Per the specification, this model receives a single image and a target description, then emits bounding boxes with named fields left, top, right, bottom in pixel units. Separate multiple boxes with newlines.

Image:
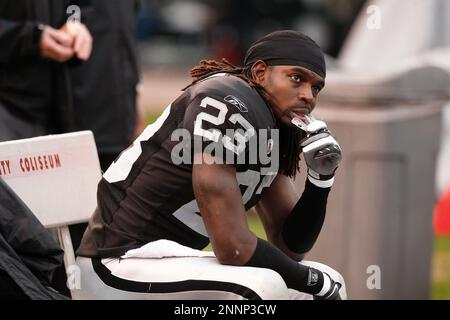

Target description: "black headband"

left=244, top=30, right=326, bottom=79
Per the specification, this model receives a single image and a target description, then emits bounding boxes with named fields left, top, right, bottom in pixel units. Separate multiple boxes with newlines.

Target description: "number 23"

left=194, top=97, right=255, bottom=154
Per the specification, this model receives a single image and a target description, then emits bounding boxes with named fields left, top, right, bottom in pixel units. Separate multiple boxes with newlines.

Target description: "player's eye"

left=290, top=74, right=302, bottom=83
left=312, top=86, right=321, bottom=95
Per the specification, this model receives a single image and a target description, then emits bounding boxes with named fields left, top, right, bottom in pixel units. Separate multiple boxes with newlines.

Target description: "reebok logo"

left=307, top=269, right=319, bottom=286
left=224, top=95, right=248, bottom=112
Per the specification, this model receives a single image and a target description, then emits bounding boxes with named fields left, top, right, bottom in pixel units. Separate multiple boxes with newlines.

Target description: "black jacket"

left=70, top=0, right=140, bottom=155
left=0, top=178, right=67, bottom=299
left=0, top=0, right=73, bottom=134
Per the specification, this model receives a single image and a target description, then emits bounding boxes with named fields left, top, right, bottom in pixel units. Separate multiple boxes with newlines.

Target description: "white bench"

left=0, top=131, right=102, bottom=298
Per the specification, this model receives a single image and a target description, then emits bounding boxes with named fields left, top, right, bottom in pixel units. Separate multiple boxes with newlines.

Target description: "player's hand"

left=291, top=114, right=342, bottom=185
left=39, top=25, right=75, bottom=62
left=61, top=21, right=93, bottom=61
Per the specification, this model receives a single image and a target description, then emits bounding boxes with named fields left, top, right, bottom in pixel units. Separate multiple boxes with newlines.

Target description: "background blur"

left=136, top=0, right=366, bottom=108
left=135, top=0, right=450, bottom=299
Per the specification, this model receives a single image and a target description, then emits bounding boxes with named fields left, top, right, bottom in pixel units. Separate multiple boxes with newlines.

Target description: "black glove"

left=292, top=115, right=342, bottom=188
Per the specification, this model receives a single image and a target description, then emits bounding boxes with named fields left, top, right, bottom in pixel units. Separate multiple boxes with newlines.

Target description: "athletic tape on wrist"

left=307, top=174, right=334, bottom=188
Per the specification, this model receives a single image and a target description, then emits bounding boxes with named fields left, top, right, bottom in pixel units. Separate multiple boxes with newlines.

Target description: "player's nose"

left=297, top=83, right=315, bottom=105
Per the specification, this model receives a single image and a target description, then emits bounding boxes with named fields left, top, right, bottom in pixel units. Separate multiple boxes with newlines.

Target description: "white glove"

left=291, top=115, right=342, bottom=188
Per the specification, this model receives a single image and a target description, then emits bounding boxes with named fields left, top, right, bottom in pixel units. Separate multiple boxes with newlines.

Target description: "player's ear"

left=251, top=60, right=269, bottom=84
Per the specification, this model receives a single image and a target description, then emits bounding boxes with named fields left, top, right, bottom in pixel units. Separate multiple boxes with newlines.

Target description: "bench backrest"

left=0, top=131, right=101, bottom=227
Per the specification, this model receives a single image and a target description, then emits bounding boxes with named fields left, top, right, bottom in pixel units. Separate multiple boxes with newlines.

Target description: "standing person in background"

left=70, top=0, right=143, bottom=171
left=0, top=0, right=92, bottom=142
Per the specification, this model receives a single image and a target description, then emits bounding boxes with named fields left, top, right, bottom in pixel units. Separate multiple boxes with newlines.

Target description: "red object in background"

left=434, top=186, right=450, bottom=235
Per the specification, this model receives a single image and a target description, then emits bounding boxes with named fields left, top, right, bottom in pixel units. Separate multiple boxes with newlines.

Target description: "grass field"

left=145, top=113, right=450, bottom=300
left=432, top=236, right=450, bottom=299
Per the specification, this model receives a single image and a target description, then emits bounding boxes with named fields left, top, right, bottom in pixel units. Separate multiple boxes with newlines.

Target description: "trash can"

left=294, top=61, right=450, bottom=299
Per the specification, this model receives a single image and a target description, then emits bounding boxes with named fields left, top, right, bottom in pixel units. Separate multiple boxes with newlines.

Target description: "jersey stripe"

left=103, top=104, right=172, bottom=183
left=92, top=258, right=262, bottom=299
left=172, top=199, right=209, bottom=238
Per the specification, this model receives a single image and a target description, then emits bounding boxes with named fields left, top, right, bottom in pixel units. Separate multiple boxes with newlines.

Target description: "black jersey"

left=77, top=74, right=278, bottom=258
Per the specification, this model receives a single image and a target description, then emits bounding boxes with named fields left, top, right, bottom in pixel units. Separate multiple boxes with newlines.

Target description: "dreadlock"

left=186, top=58, right=304, bottom=178
left=187, top=58, right=253, bottom=88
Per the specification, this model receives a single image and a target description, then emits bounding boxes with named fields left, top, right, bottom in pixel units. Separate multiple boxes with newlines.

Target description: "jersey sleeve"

left=183, top=92, right=256, bottom=164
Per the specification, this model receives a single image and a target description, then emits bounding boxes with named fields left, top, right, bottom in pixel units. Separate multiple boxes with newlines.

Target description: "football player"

left=76, top=30, right=346, bottom=300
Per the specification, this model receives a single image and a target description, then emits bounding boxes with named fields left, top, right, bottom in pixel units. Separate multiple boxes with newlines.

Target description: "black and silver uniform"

left=77, top=74, right=278, bottom=258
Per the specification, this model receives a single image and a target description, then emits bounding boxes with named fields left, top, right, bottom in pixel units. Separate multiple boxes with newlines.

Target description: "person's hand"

left=292, top=115, right=342, bottom=186
left=39, top=25, right=75, bottom=62
left=61, top=21, right=93, bottom=61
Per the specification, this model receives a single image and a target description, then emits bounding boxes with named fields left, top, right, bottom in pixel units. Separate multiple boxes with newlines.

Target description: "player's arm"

left=256, top=116, right=342, bottom=261
left=193, top=155, right=343, bottom=299
left=255, top=173, right=331, bottom=261
left=192, top=153, right=257, bottom=266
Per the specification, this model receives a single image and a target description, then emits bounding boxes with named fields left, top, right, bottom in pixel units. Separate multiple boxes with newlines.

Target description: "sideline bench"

left=0, top=131, right=102, bottom=298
